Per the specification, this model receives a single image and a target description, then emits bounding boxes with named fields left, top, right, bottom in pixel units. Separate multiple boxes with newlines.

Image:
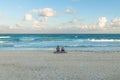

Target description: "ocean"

left=0, top=34, right=119, bottom=51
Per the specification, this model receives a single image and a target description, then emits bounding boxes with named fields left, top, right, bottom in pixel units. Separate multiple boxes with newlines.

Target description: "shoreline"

left=0, top=49, right=120, bottom=52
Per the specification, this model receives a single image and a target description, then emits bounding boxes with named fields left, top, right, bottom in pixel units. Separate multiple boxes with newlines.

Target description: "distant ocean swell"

left=0, top=34, right=119, bottom=51
left=0, top=36, right=120, bottom=42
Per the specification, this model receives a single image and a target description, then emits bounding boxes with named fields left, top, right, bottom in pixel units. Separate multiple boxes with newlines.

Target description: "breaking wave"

left=88, top=39, right=120, bottom=42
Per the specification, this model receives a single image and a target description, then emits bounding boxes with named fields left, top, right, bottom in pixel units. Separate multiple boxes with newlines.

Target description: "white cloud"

left=39, top=8, right=56, bottom=17
left=76, top=24, right=97, bottom=30
left=9, top=25, right=17, bottom=29
left=70, top=18, right=83, bottom=24
left=32, top=20, right=44, bottom=28
left=110, top=18, right=120, bottom=27
left=24, top=14, right=32, bottom=21
left=23, top=8, right=57, bottom=27
left=7, top=6, right=120, bottom=34
left=31, top=9, right=38, bottom=13
left=65, top=17, right=108, bottom=31
left=0, top=25, right=17, bottom=33
left=16, top=23, right=24, bottom=27
left=32, top=17, right=47, bottom=28
left=66, top=7, right=77, bottom=14
left=32, top=20, right=41, bottom=28
left=31, top=8, right=56, bottom=17
left=98, top=17, right=107, bottom=27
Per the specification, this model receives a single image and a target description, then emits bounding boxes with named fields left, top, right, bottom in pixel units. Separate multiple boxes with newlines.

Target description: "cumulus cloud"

left=21, top=8, right=59, bottom=30
left=110, top=18, right=120, bottom=27
left=32, top=20, right=46, bottom=28
left=39, top=8, right=56, bottom=17
left=7, top=6, right=119, bottom=34
left=61, top=17, right=119, bottom=33
left=98, top=17, right=107, bottom=27
left=9, top=25, right=17, bottom=29
left=23, top=8, right=57, bottom=27
left=16, top=23, right=24, bottom=27
left=66, top=7, right=77, bottom=14
left=24, top=14, right=32, bottom=21
left=31, top=8, right=56, bottom=17
left=63, top=17, right=108, bottom=31
left=76, top=24, right=97, bottom=30
left=0, top=25, right=17, bottom=33
left=32, top=20, right=41, bottom=28
left=70, top=18, right=83, bottom=24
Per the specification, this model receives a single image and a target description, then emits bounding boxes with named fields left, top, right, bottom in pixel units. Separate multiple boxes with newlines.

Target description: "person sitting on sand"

left=55, top=45, right=60, bottom=53
left=60, top=46, right=66, bottom=53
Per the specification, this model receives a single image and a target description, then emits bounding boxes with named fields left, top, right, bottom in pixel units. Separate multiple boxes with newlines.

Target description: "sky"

left=0, top=0, right=120, bottom=34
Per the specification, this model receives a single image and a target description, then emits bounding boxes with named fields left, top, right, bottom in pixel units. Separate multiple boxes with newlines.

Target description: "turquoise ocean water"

left=0, top=34, right=119, bottom=51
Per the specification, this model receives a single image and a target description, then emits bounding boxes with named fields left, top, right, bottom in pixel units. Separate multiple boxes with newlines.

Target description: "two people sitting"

left=55, top=46, right=66, bottom=53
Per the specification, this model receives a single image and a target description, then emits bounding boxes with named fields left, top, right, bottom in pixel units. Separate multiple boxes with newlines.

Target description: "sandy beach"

left=0, top=50, right=120, bottom=80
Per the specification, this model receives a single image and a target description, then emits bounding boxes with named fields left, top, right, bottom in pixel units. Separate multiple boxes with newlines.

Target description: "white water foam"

left=0, top=36, right=10, bottom=38
left=88, top=39, right=120, bottom=42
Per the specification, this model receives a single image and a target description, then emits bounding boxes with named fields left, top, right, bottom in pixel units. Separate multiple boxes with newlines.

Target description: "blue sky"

left=0, top=0, right=120, bottom=33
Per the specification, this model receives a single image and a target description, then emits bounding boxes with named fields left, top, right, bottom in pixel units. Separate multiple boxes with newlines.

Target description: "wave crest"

left=88, top=39, right=120, bottom=42
left=0, top=36, right=10, bottom=39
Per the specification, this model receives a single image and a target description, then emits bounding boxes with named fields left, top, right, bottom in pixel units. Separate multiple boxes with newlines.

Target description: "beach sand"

left=0, top=50, right=120, bottom=80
